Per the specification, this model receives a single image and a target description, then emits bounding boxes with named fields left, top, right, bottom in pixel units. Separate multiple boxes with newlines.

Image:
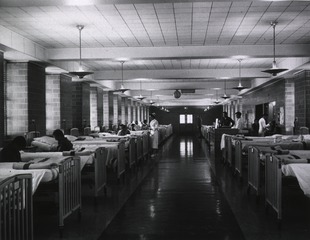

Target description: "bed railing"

left=234, top=140, right=243, bottom=178
left=265, top=154, right=282, bottom=223
left=128, top=138, right=136, bottom=169
left=142, top=132, right=150, bottom=161
left=58, top=156, right=81, bottom=233
left=135, top=136, right=143, bottom=164
left=225, top=135, right=233, bottom=167
left=117, top=141, right=126, bottom=180
left=247, top=146, right=261, bottom=198
left=94, top=147, right=107, bottom=197
left=0, top=174, right=33, bottom=240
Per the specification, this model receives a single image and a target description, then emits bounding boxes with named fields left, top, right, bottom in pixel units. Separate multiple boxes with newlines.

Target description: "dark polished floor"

left=33, top=134, right=310, bottom=240
left=99, top=135, right=244, bottom=240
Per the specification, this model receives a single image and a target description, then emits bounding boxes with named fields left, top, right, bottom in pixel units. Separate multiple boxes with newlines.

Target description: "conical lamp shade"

left=69, top=25, right=93, bottom=78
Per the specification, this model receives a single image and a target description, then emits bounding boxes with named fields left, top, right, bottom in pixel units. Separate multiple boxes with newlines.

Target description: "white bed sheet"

left=282, top=164, right=310, bottom=197
left=0, top=164, right=47, bottom=193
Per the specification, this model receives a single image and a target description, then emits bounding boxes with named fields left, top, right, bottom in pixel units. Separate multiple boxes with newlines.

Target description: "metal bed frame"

left=37, top=156, right=81, bottom=234
left=0, top=174, right=33, bottom=240
left=247, top=146, right=264, bottom=198
left=116, top=141, right=126, bottom=180
left=127, top=138, right=136, bottom=169
left=142, top=132, right=150, bottom=161
left=265, top=154, right=282, bottom=224
left=134, top=136, right=143, bottom=165
left=93, top=147, right=107, bottom=197
left=234, top=139, right=244, bottom=178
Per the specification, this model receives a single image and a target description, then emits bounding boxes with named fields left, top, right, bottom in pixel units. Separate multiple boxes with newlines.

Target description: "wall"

left=72, top=82, right=90, bottom=131
left=60, top=74, right=73, bottom=133
left=294, top=70, right=310, bottom=132
left=240, top=77, right=294, bottom=134
left=97, top=88, right=103, bottom=127
left=28, top=62, right=46, bottom=135
left=6, top=63, right=29, bottom=136
left=0, top=52, right=4, bottom=145
left=150, top=105, right=222, bottom=134
left=46, top=74, right=61, bottom=134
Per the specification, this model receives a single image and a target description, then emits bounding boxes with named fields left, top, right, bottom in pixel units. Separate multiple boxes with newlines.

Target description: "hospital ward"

left=1, top=0, right=310, bottom=239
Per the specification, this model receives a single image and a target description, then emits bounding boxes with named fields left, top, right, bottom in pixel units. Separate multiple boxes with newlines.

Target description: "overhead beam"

left=94, top=68, right=268, bottom=80
left=49, top=45, right=310, bottom=61
left=0, top=0, right=291, bottom=7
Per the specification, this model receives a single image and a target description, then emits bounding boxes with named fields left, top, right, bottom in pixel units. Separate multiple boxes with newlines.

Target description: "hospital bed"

left=0, top=155, right=82, bottom=235
left=0, top=173, right=33, bottom=240
left=234, top=136, right=304, bottom=179
left=264, top=152, right=310, bottom=225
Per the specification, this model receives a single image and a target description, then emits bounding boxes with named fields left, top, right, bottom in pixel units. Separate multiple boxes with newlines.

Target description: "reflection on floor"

left=99, top=136, right=244, bottom=240
left=33, top=134, right=310, bottom=240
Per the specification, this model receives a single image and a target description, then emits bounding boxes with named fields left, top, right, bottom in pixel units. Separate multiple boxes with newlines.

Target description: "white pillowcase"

left=33, top=136, right=58, bottom=145
left=65, top=135, right=78, bottom=142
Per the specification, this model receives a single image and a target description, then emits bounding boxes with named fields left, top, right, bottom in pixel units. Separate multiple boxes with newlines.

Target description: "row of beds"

left=221, top=133, right=310, bottom=226
left=0, top=124, right=173, bottom=240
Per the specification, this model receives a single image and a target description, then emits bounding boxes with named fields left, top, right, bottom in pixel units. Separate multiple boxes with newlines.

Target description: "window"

left=179, top=114, right=193, bottom=124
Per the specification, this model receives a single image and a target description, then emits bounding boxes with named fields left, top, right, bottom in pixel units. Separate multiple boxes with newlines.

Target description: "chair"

left=70, top=128, right=79, bottom=137
left=300, top=126, right=309, bottom=135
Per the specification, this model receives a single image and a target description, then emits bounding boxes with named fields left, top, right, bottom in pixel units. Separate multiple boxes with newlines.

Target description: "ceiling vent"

left=181, top=89, right=195, bottom=94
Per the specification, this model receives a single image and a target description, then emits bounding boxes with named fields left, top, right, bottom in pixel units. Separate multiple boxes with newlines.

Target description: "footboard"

left=226, top=135, right=233, bottom=166
left=117, top=141, right=126, bottom=180
left=58, top=157, right=81, bottom=230
left=248, top=146, right=261, bottom=196
left=265, top=154, right=282, bottom=221
left=234, top=140, right=243, bottom=177
left=0, top=174, right=33, bottom=240
left=142, top=133, right=150, bottom=161
left=135, top=136, right=143, bottom=164
left=128, top=138, right=136, bottom=169
left=94, top=147, right=107, bottom=197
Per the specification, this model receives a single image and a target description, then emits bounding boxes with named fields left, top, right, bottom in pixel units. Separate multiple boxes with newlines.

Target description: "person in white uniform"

left=258, top=113, right=270, bottom=136
left=149, top=112, right=159, bottom=157
left=232, top=112, right=244, bottom=130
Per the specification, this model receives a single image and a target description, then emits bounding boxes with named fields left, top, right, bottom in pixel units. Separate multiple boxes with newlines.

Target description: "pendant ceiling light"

left=115, top=61, right=129, bottom=93
left=233, top=59, right=247, bottom=91
left=69, top=25, right=93, bottom=79
left=262, top=21, right=288, bottom=76
left=149, top=91, right=155, bottom=105
left=137, top=80, right=145, bottom=100
left=214, top=89, right=220, bottom=104
left=221, top=79, right=230, bottom=99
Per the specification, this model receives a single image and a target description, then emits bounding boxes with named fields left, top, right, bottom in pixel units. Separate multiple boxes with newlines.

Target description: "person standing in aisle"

left=258, top=113, right=270, bottom=136
left=149, top=113, right=159, bottom=158
left=196, top=115, right=203, bottom=138
left=220, top=111, right=235, bottom=128
left=232, top=112, right=244, bottom=130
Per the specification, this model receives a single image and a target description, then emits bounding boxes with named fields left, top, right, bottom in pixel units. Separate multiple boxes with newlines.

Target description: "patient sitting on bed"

left=0, top=136, right=26, bottom=162
left=53, top=129, right=73, bottom=152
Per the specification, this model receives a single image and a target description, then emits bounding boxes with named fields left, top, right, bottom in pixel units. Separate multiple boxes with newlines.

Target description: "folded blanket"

left=282, top=158, right=310, bottom=164
left=63, top=150, right=93, bottom=156
left=13, top=160, right=58, bottom=169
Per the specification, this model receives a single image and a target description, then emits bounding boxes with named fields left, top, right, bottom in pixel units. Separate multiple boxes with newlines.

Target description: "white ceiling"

left=0, top=0, right=310, bottom=107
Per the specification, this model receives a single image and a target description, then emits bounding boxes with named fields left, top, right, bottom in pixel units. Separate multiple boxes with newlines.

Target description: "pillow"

left=33, top=136, right=57, bottom=145
left=65, top=135, right=78, bottom=142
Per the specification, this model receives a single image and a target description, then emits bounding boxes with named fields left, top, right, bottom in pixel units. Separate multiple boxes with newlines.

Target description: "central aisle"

left=98, top=135, right=245, bottom=240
